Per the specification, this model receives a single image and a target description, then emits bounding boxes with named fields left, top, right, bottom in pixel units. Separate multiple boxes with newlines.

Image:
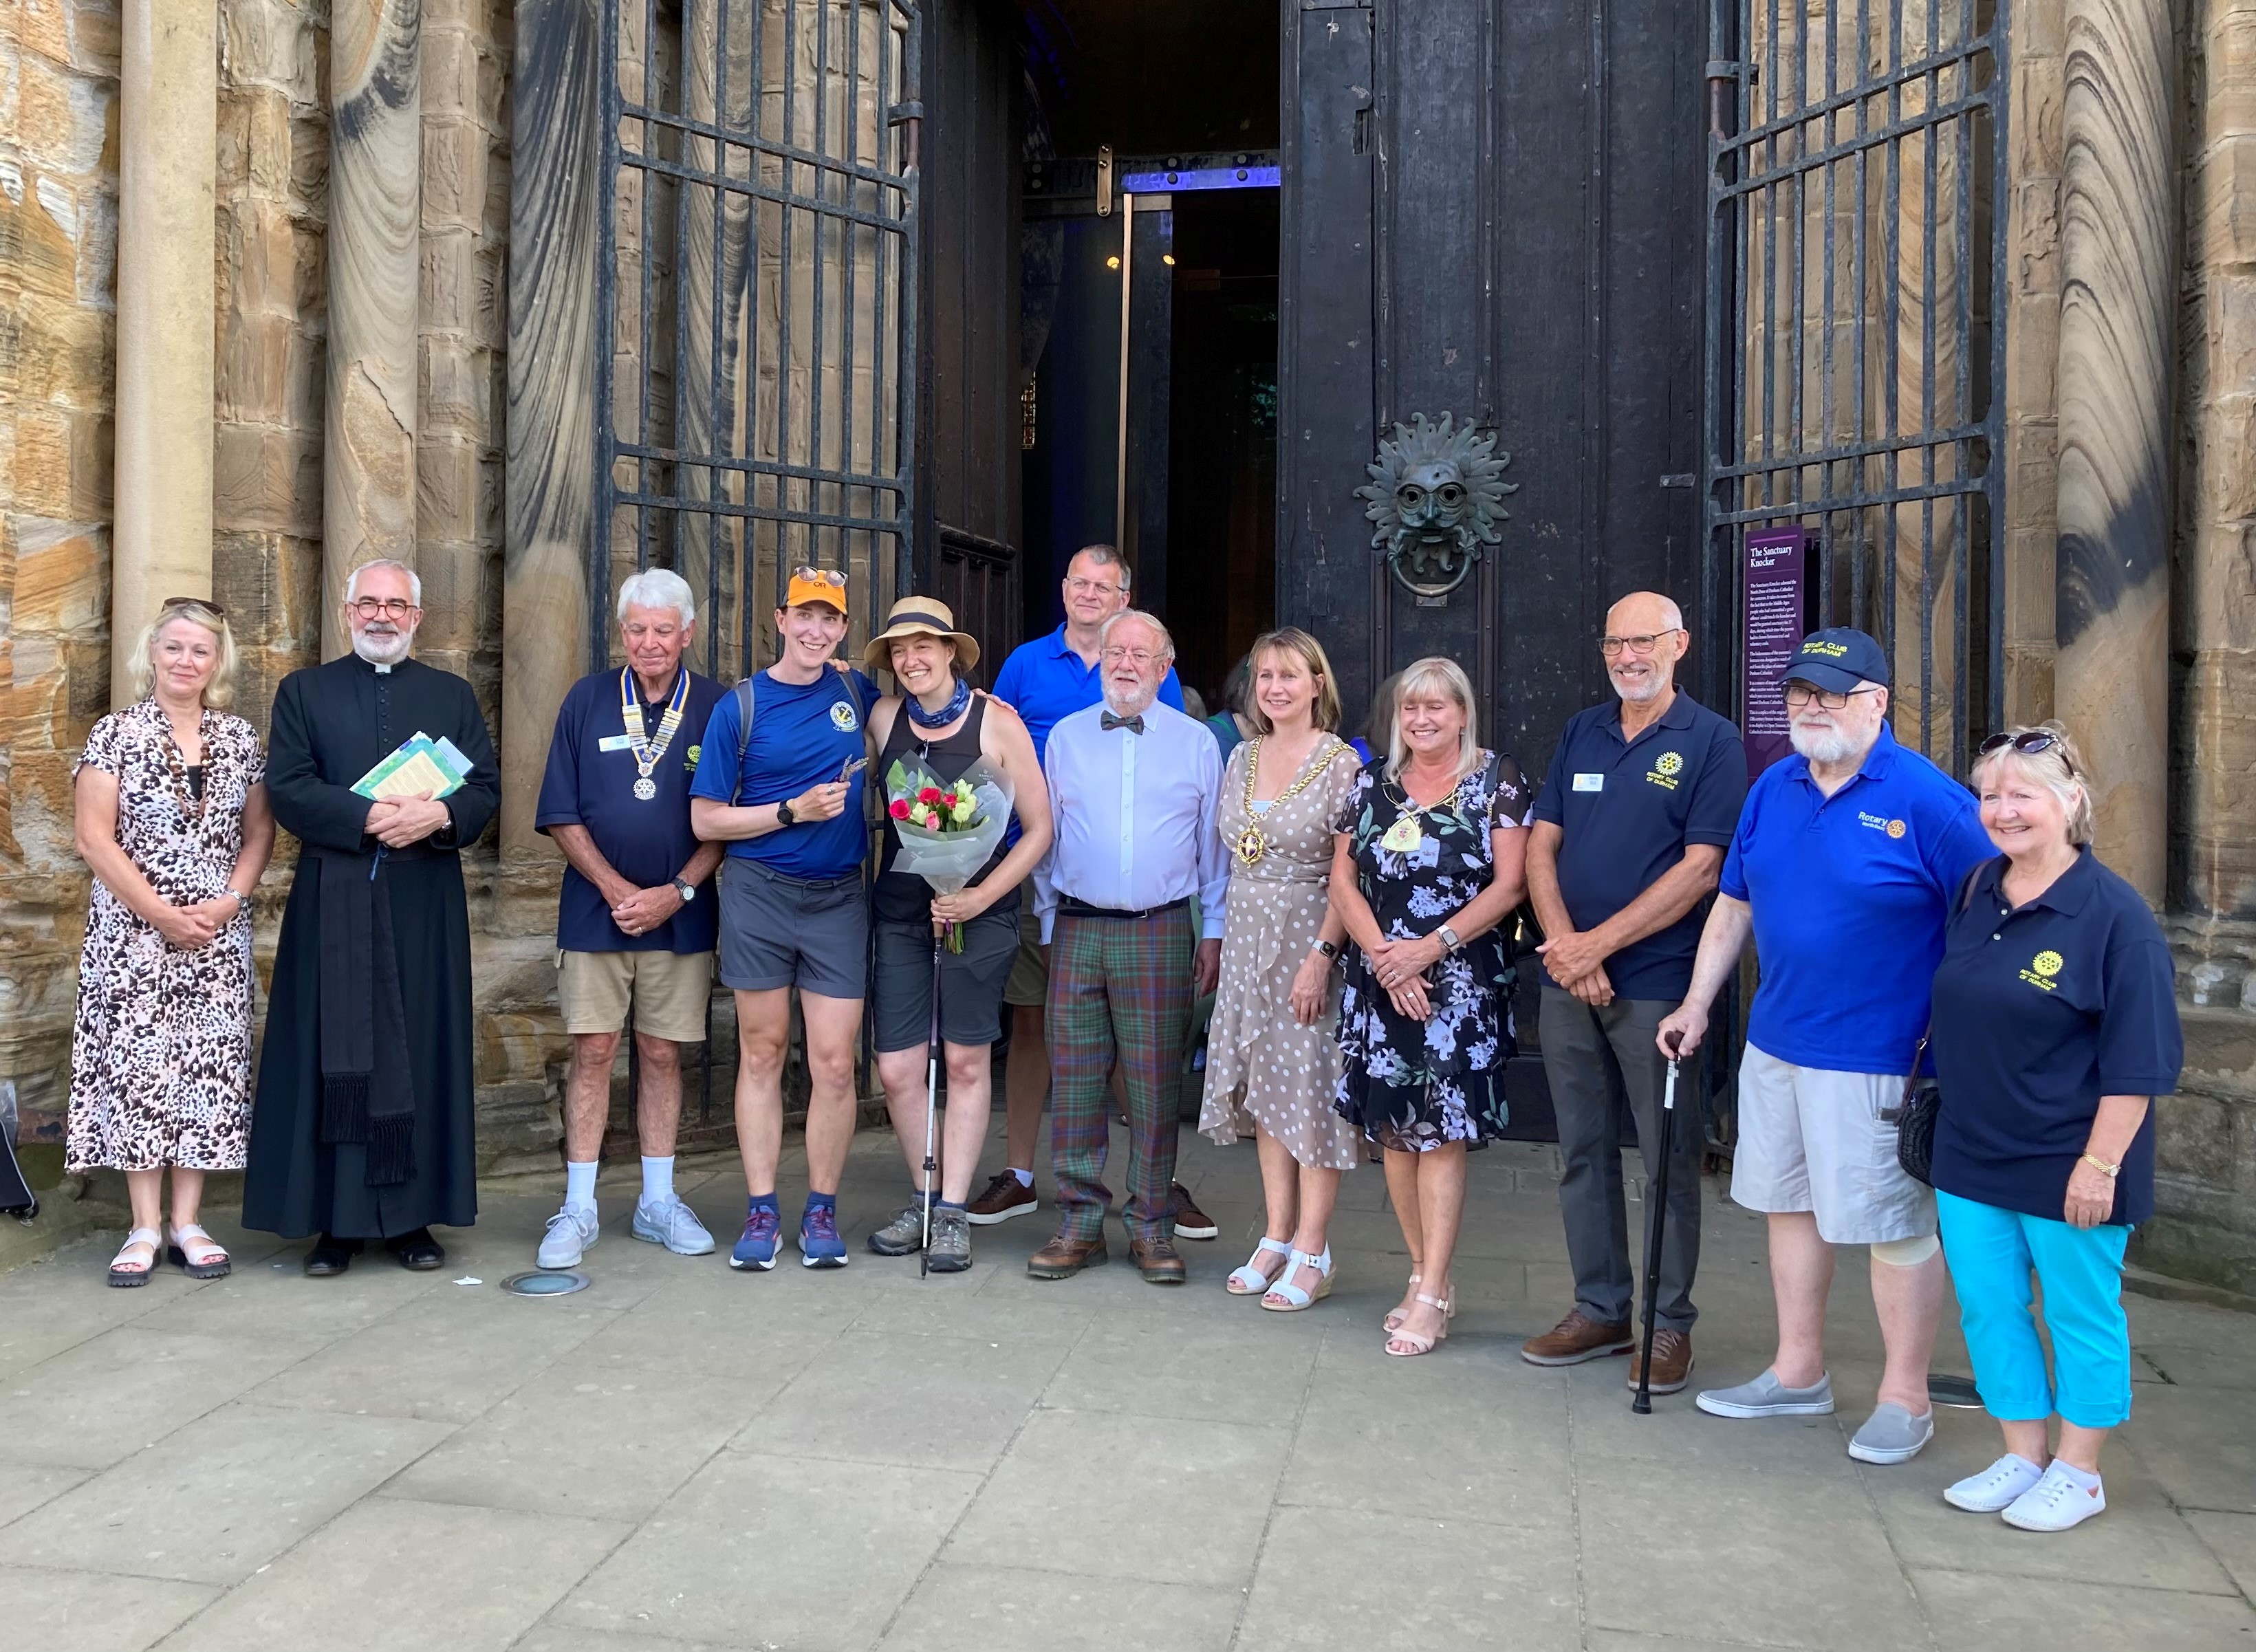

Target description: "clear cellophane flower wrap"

left=882, top=755, right=1012, bottom=950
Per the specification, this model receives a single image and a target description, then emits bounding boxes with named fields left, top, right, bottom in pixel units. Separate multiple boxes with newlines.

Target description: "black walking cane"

left=1633, top=1031, right=1684, bottom=1415
left=918, top=934, right=944, bottom=1279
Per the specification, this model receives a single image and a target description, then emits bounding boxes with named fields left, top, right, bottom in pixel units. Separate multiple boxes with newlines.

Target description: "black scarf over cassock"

left=316, top=852, right=417, bottom=1186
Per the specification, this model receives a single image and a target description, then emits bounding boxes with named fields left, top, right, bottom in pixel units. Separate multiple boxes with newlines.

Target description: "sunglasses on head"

left=1978, top=729, right=2074, bottom=772
left=160, top=596, right=226, bottom=616
left=793, top=566, right=845, bottom=585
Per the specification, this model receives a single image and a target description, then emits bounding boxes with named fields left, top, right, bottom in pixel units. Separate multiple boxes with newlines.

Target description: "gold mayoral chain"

left=620, top=666, right=691, bottom=801
left=1233, top=736, right=1347, bottom=867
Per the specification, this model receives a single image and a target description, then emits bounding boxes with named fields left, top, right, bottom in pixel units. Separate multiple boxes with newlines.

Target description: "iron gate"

left=1701, top=0, right=2009, bottom=771
left=594, top=0, right=924, bottom=680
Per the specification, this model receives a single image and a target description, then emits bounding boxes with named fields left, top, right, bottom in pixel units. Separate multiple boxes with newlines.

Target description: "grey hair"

left=616, top=567, right=696, bottom=627
left=1386, top=655, right=1482, bottom=782
left=1070, top=543, right=1131, bottom=591
left=1099, top=608, right=1173, bottom=660
left=344, top=558, right=422, bottom=607
left=1970, top=721, right=2094, bottom=847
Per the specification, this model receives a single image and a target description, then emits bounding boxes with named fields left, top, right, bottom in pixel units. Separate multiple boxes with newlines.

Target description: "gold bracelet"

left=2079, top=1152, right=2121, bottom=1178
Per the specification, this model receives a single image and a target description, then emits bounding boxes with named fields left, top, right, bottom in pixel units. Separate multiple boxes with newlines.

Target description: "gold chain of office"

left=1233, top=736, right=1350, bottom=867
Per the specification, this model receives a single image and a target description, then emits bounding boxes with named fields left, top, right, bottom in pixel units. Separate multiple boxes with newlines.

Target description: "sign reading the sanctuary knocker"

left=1357, top=413, right=1520, bottom=603
left=1742, top=526, right=1812, bottom=780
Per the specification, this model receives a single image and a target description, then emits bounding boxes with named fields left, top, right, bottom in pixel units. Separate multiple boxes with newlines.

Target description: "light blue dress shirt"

left=1034, top=700, right=1229, bottom=943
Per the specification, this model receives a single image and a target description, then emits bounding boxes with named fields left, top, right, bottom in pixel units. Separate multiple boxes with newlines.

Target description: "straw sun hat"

left=863, top=596, right=980, bottom=674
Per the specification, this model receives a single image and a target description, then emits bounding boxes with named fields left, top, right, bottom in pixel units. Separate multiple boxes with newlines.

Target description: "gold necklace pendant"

left=1236, top=734, right=1347, bottom=871
left=1233, top=823, right=1270, bottom=866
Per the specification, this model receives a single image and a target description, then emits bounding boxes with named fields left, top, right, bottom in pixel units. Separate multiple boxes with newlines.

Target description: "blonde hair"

left=1971, top=721, right=2094, bottom=846
left=1386, top=655, right=1480, bottom=781
left=127, top=600, right=239, bottom=709
left=1246, top=627, right=1343, bottom=735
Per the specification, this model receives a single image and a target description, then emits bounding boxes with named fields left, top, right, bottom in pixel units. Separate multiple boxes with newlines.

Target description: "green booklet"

left=351, top=731, right=474, bottom=801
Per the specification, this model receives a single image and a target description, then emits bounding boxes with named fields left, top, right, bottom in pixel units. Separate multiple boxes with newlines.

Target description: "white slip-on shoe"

left=1944, top=1453, right=2046, bottom=1512
left=538, top=1205, right=600, bottom=1268
left=2001, top=1461, right=2107, bottom=1532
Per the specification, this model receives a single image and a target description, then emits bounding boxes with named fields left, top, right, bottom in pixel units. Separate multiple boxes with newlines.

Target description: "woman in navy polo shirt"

left=1928, top=722, right=2182, bottom=1533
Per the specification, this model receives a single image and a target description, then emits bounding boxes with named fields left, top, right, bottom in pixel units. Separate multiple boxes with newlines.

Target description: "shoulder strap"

left=732, top=675, right=757, bottom=806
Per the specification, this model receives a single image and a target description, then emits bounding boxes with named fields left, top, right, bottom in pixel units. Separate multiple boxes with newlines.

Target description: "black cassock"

left=243, top=653, right=500, bottom=1240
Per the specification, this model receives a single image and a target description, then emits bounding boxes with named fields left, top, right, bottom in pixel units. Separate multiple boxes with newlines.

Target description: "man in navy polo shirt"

left=534, top=568, right=728, bottom=1268
left=1521, top=591, right=1746, bottom=1393
left=964, top=543, right=1193, bottom=1231
left=1660, top=627, right=1992, bottom=1464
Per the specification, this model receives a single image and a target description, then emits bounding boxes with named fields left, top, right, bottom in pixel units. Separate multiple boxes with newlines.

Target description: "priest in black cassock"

left=243, top=558, right=500, bottom=1276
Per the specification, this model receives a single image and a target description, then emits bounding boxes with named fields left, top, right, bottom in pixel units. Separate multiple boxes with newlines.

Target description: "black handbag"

left=1889, top=1033, right=1940, bottom=1186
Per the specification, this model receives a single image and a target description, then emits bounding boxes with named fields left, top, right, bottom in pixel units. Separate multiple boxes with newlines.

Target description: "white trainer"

left=632, top=1194, right=715, bottom=1257
left=2001, top=1461, right=2107, bottom=1532
left=1944, top=1453, right=2046, bottom=1513
left=538, top=1205, right=600, bottom=1269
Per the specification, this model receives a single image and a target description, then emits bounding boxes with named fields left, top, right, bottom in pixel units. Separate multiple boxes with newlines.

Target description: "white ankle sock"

left=641, top=1155, right=675, bottom=1204
left=565, top=1160, right=598, bottom=1215
left=1008, top=1166, right=1033, bottom=1187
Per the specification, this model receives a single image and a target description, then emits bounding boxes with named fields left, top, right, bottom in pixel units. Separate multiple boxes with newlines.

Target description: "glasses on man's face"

left=1066, top=576, right=1122, bottom=598
left=1599, top=628, right=1681, bottom=657
left=349, top=597, right=417, bottom=620
left=1978, top=729, right=2074, bottom=772
left=1100, top=646, right=1158, bottom=666
left=1781, top=683, right=1879, bottom=711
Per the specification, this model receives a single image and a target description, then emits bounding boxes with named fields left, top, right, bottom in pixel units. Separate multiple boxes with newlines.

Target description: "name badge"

left=1573, top=772, right=1605, bottom=792
left=598, top=734, right=635, bottom=752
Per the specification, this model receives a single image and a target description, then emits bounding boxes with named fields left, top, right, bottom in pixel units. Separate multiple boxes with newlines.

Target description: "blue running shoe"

left=799, top=1202, right=849, bottom=1268
left=730, top=1204, right=781, bottom=1272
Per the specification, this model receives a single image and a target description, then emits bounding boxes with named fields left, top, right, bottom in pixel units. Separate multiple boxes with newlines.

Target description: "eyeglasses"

left=1978, top=729, right=2075, bottom=773
left=1599, top=629, right=1681, bottom=657
left=1781, top=684, right=1880, bottom=710
left=1066, top=576, right=1122, bottom=596
left=1100, top=646, right=1159, bottom=666
left=160, top=595, right=226, bottom=616
left=348, top=597, right=418, bottom=620
left=792, top=566, right=845, bottom=586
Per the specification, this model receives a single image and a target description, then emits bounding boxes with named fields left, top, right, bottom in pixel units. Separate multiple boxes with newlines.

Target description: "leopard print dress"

left=66, top=699, right=266, bottom=1172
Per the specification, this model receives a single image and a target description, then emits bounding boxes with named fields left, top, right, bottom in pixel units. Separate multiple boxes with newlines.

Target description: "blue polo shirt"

left=990, top=624, right=1186, bottom=768
left=1719, top=724, right=1993, bottom=1072
left=1530, top=692, right=1747, bottom=999
left=536, top=666, right=727, bottom=953
left=1929, top=849, right=2181, bottom=1226
left=689, top=667, right=875, bottom=880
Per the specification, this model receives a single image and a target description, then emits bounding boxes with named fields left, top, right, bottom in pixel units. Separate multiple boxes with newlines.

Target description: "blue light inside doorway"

left=1120, top=166, right=1281, bottom=193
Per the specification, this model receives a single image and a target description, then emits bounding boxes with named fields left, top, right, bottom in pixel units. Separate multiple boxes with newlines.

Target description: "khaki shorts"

left=557, top=948, right=715, bottom=1043
left=1729, top=1043, right=1937, bottom=1245
left=1004, top=877, right=1048, bottom=1008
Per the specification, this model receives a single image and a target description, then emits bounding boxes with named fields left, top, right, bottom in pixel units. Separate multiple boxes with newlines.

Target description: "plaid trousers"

left=1045, top=906, right=1195, bottom=1243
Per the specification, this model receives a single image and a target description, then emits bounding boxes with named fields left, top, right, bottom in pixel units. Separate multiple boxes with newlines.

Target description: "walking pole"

left=1633, top=1032, right=1683, bottom=1415
left=918, top=934, right=943, bottom=1279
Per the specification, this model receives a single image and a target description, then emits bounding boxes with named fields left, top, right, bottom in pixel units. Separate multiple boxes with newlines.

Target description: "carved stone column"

left=111, top=0, right=217, bottom=702
left=322, top=0, right=423, bottom=660
left=2053, top=0, right=2178, bottom=904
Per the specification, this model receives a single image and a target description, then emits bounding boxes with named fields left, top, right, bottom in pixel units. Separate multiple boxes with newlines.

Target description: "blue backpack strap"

left=731, top=675, right=757, bottom=805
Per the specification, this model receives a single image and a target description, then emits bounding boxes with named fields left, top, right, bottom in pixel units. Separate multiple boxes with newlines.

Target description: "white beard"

left=1103, top=686, right=1158, bottom=719
left=353, top=626, right=415, bottom=666
left=1613, top=673, right=1664, bottom=705
left=1789, top=721, right=1874, bottom=767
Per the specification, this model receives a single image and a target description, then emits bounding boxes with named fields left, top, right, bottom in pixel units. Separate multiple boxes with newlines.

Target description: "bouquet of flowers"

left=883, top=756, right=1012, bottom=950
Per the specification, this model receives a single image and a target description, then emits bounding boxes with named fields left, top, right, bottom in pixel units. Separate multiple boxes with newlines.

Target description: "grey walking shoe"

left=631, top=1194, right=715, bottom=1257
left=867, top=1202, right=928, bottom=1257
left=1847, top=1401, right=1935, bottom=1464
left=926, top=1207, right=973, bottom=1274
left=538, top=1206, right=600, bottom=1269
left=1694, top=1369, right=1836, bottom=1419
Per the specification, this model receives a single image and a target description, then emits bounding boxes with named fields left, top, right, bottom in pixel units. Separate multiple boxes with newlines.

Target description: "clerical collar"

left=374, top=663, right=393, bottom=674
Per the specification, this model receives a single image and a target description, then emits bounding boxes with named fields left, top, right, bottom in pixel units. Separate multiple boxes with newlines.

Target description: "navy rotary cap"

left=1784, top=627, right=1890, bottom=693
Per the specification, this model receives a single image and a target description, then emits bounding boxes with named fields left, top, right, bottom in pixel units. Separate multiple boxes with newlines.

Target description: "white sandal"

left=1261, top=1246, right=1334, bottom=1312
left=108, top=1226, right=162, bottom=1289
left=1385, top=1292, right=1452, bottom=1358
left=167, top=1223, right=231, bottom=1280
left=1226, top=1237, right=1292, bottom=1295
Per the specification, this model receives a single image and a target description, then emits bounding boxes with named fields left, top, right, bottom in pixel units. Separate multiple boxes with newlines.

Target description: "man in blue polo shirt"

left=962, top=543, right=1195, bottom=1232
left=1660, top=627, right=1992, bottom=1464
left=690, top=567, right=878, bottom=1272
left=534, top=568, right=728, bottom=1268
left=1521, top=591, right=1746, bottom=1393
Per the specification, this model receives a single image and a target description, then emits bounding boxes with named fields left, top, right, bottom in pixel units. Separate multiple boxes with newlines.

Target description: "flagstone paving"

left=3, top=1125, right=2252, bottom=1651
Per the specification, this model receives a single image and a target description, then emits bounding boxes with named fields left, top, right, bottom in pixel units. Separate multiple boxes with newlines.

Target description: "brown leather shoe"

left=1168, top=1182, right=1218, bottom=1240
left=1129, top=1235, right=1188, bottom=1284
left=1626, top=1329, right=1694, bottom=1394
left=1027, top=1231, right=1109, bottom=1279
left=1520, top=1309, right=1636, bottom=1366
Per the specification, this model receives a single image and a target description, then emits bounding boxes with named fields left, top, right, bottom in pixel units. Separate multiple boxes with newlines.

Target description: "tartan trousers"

left=1045, top=906, right=1195, bottom=1243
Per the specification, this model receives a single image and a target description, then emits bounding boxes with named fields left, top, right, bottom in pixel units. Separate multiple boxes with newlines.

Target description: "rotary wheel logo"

left=2032, top=950, right=2063, bottom=978
left=1654, top=751, right=1684, bottom=776
left=1886, top=818, right=1907, bottom=838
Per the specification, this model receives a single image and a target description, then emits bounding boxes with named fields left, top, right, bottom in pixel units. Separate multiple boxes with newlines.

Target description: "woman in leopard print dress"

left=69, top=598, right=274, bottom=1285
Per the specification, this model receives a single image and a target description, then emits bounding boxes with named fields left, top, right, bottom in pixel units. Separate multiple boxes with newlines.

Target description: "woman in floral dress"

left=1200, top=629, right=1363, bottom=1311
left=70, top=597, right=273, bottom=1285
left=1331, top=655, right=1530, bottom=1356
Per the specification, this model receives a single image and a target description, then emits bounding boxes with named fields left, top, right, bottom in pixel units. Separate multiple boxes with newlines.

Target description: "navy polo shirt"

left=1720, top=724, right=1994, bottom=1072
left=1929, top=849, right=2181, bottom=1226
left=990, top=624, right=1186, bottom=768
left=536, top=666, right=728, bottom=953
left=688, top=667, right=875, bottom=880
left=1530, top=691, right=1747, bottom=999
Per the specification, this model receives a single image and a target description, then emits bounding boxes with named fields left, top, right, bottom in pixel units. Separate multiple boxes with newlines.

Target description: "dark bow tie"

left=1101, top=711, right=1145, bottom=735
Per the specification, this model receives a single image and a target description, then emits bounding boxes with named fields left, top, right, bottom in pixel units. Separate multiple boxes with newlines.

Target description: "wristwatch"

left=1314, top=938, right=1341, bottom=961
left=776, top=798, right=797, bottom=826
left=672, top=878, right=696, bottom=903
left=1438, top=923, right=1464, bottom=954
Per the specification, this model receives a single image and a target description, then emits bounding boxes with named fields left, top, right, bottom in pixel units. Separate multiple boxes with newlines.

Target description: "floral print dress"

left=67, top=699, right=265, bottom=1172
left=1332, top=751, right=1531, bottom=1151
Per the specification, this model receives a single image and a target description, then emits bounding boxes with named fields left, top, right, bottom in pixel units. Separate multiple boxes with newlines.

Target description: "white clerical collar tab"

left=373, top=663, right=393, bottom=673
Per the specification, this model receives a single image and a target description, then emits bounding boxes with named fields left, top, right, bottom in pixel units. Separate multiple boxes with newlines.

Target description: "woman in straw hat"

left=861, top=597, right=1053, bottom=1272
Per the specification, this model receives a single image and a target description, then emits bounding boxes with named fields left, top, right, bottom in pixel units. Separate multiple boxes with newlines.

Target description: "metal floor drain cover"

left=1928, top=1374, right=1984, bottom=1409
left=500, top=1269, right=590, bottom=1298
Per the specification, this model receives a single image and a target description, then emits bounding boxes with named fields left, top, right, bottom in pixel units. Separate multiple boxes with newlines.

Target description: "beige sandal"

left=1385, top=1293, right=1452, bottom=1358
left=1383, top=1275, right=1454, bottom=1334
